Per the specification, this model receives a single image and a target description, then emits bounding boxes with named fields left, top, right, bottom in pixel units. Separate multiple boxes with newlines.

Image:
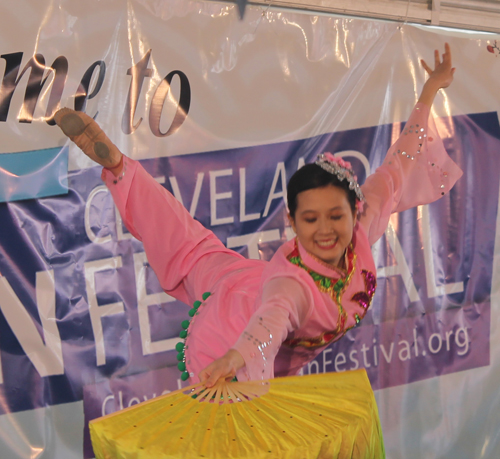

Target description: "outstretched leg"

left=53, top=108, right=256, bottom=307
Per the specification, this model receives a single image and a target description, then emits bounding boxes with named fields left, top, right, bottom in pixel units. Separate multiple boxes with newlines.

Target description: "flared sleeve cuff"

left=360, top=103, right=463, bottom=245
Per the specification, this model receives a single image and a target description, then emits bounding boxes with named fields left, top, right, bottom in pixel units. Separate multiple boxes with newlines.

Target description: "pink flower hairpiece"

left=322, top=152, right=352, bottom=170
left=315, top=152, right=366, bottom=212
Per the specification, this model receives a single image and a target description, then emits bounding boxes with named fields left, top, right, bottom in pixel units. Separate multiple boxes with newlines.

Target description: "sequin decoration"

left=395, top=114, right=449, bottom=195
left=351, top=270, right=377, bottom=310
left=112, top=158, right=128, bottom=184
left=241, top=319, right=274, bottom=378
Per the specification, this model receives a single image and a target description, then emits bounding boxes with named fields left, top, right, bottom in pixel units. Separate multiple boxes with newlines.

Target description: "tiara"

left=315, top=153, right=365, bottom=210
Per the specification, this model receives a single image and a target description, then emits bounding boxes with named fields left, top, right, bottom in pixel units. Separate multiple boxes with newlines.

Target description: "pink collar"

left=296, top=238, right=349, bottom=279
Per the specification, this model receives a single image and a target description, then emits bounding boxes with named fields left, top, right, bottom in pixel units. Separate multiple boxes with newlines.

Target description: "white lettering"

left=380, top=343, right=394, bottom=363
left=372, top=220, right=420, bottom=303
left=119, top=388, right=124, bottom=410
left=322, top=347, right=332, bottom=371
left=84, top=257, right=125, bottom=366
left=360, top=343, right=371, bottom=367
left=170, top=173, right=204, bottom=217
left=334, top=352, right=346, bottom=372
left=349, top=349, right=359, bottom=370
left=263, top=162, right=287, bottom=217
left=133, top=252, right=178, bottom=355
left=428, top=333, right=443, bottom=354
left=210, top=169, right=234, bottom=226
left=445, top=330, right=453, bottom=351
left=85, top=185, right=112, bottom=244
left=0, top=271, right=63, bottom=382
left=128, top=397, right=140, bottom=407
left=420, top=205, right=464, bottom=297
left=373, top=339, right=378, bottom=366
left=307, top=359, right=319, bottom=374
left=398, top=340, right=411, bottom=361
left=239, top=168, right=260, bottom=222
left=102, top=394, right=116, bottom=416
left=413, top=328, right=419, bottom=357
left=455, top=327, right=469, bottom=356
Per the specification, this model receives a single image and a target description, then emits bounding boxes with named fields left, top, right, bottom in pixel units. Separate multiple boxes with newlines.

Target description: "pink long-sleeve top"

left=102, top=103, right=462, bottom=383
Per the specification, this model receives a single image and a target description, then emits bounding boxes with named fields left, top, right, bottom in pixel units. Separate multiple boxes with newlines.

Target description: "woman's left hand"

left=420, top=42, right=455, bottom=90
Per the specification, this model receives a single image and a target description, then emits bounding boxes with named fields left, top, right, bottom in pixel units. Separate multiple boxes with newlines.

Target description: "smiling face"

left=289, top=184, right=356, bottom=267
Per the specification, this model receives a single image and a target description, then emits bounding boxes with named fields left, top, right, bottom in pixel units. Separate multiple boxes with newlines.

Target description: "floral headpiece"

left=315, top=152, right=365, bottom=212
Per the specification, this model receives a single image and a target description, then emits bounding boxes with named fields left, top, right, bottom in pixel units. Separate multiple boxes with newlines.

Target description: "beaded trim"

left=176, top=291, right=212, bottom=381
left=111, top=157, right=127, bottom=185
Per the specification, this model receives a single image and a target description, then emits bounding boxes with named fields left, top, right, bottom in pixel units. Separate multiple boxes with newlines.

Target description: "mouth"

left=315, top=239, right=337, bottom=250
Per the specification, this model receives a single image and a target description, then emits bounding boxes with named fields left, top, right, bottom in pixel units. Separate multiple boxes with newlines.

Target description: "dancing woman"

left=54, top=44, right=460, bottom=387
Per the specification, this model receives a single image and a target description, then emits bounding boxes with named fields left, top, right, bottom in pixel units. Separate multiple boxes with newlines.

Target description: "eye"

left=304, top=217, right=317, bottom=223
left=331, top=215, right=343, bottom=221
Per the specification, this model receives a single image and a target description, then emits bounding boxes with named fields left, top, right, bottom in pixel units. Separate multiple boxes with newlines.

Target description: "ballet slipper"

left=54, top=108, right=123, bottom=170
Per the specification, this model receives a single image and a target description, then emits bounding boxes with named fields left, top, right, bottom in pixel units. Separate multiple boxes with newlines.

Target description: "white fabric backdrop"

left=0, top=1, right=499, bottom=458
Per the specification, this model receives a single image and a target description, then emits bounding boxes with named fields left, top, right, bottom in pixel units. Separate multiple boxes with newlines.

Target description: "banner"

left=1, top=1, right=499, bottom=458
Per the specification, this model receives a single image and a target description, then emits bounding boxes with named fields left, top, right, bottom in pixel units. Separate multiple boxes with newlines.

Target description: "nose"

left=318, top=217, right=334, bottom=234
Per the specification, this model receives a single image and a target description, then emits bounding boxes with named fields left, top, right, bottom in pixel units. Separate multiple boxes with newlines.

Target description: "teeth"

left=317, top=240, right=335, bottom=247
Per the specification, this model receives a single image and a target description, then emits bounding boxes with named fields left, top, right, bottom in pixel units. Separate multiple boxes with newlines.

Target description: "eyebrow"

left=300, top=206, right=345, bottom=214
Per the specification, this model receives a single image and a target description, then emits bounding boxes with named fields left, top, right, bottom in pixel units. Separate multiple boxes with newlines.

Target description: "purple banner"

left=0, top=110, right=498, bottom=457
left=304, top=302, right=490, bottom=389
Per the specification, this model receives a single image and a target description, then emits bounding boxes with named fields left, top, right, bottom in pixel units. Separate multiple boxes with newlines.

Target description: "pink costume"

left=102, top=103, right=462, bottom=383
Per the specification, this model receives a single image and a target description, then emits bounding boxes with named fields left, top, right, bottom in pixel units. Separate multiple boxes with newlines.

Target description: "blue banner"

left=0, top=147, right=68, bottom=203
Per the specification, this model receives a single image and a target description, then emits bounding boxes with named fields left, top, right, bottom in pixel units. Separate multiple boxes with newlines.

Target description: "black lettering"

left=0, top=52, right=68, bottom=124
left=149, top=70, right=191, bottom=137
left=74, top=60, right=106, bottom=114
left=121, top=50, right=152, bottom=135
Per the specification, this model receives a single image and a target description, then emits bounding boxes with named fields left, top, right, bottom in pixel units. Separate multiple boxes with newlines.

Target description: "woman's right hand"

left=198, top=349, right=245, bottom=388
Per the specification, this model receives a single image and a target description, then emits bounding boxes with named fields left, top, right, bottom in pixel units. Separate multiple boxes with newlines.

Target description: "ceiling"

left=250, top=0, right=500, bottom=34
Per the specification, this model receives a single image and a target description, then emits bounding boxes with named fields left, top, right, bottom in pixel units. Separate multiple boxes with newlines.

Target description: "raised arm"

left=358, top=43, right=462, bottom=245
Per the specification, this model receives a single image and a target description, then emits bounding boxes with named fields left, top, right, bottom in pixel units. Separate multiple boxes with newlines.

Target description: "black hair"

left=287, top=163, right=357, bottom=218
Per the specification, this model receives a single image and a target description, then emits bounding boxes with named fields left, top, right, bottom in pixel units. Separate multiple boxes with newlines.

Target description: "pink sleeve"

left=359, top=103, right=463, bottom=245
left=101, top=157, right=236, bottom=304
left=231, top=277, right=310, bottom=381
